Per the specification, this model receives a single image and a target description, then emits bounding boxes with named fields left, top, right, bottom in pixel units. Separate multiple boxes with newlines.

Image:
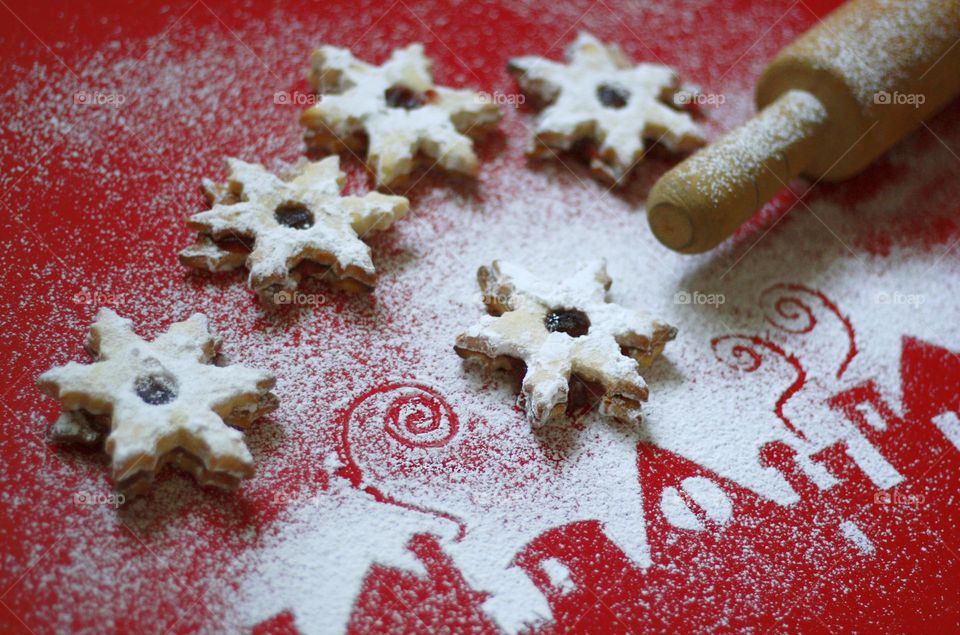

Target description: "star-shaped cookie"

left=180, top=156, right=409, bottom=304
left=300, top=43, right=502, bottom=188
left=37, top=309, right=277, bottom=497
left=507, top=32, right=705, bottom=184
left=455, top=260, right=677, bottom=427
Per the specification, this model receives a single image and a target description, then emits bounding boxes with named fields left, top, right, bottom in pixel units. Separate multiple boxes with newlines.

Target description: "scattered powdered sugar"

left=228, top=152, right=960, bottom=631
left=539, top=557, right=576, bottom=595
left=4, top=0, right=960, bottom=633
left=840, top=520, right=875, bottom=555
left=228, top=455, right=461, bottom=634
left=684, top=89, right=828, bottom=203
left=931, top=411, right=960, bottom=449
left=680, top=476, right=733, bottom=525
left=660, top=485, right=704, bottom=531
left=794, top=0, right=960, bottom=110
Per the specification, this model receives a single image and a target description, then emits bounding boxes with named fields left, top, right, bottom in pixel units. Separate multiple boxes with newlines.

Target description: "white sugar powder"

left=840, top=520, right=876, bottom=556
left=3, top=1, right=959, bottom=633
left=540, top=557, right=576, bottom=595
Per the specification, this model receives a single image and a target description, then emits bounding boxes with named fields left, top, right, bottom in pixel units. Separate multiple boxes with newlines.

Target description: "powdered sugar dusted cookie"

left=180, top=156, right=409, bottom=304
left=37, top=309, right=277, bottom=498
left=455, top=260, right=677, bottom=427
left=507, top=32, right=705, bottom=184
left=300, top=43, right=502, bottom=188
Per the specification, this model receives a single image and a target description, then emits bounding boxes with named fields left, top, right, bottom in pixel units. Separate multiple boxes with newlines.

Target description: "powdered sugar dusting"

left=840, top=520, right=875, bottom=555
left=4, top=0, right=960, bottom=633
left=540, top=557, right=576, bottom=595
left=796, top=0, right=959, bottom=109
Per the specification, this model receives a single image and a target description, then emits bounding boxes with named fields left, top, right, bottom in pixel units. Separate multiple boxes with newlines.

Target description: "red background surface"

left=2, top=0, right=960, bottom=633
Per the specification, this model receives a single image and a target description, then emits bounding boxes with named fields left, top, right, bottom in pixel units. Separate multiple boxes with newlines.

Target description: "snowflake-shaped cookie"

left=455, top=260, right=677, bottom=427
left=507, top=32, right=705, bottom=184
left=180, top=156, right=409, bottom=304
left=37, top=309, right=277, bottom=497
left=300, top=43, right=502, bottom=188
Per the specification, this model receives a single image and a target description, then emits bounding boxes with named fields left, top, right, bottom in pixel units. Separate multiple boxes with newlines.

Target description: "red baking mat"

left=3, top=0, right=960, bottom=633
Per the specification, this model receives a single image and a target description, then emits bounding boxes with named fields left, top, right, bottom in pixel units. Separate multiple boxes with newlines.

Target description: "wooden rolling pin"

left=647, top=0, right=960, bottom=253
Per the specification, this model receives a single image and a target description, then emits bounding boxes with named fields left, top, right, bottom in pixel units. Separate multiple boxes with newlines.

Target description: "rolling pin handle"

left=647, top=90, right=829, bottom=253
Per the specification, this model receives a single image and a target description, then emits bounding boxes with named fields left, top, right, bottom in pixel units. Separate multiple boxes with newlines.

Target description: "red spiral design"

left=760, top=283, right=857, bottom=378
left=384, top=391, right=458, bottom=448
left=765, top=296, right=816, bottom=334
left=338, top=383, right=467, bottom=540
left=711, top=335, right=808, bottom=440
left=713, top=337, right=763, bottom=372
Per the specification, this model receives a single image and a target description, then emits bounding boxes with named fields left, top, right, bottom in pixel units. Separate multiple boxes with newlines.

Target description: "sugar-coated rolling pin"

left=647, top=0, right=960, bottom=254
